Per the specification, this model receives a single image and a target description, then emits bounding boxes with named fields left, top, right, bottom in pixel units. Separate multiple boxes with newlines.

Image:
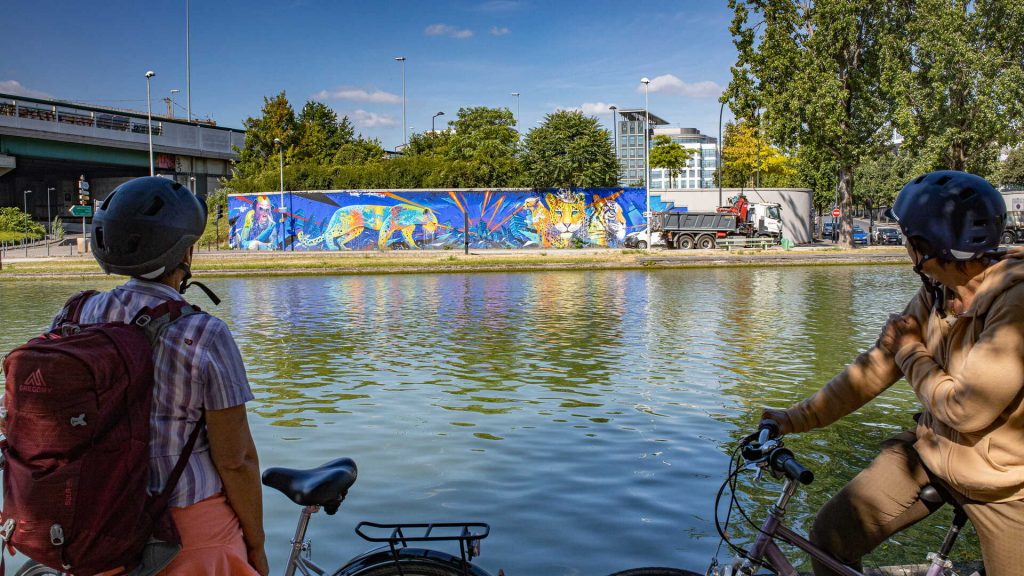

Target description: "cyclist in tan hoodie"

left=764, top=171, right=1024, bottom=576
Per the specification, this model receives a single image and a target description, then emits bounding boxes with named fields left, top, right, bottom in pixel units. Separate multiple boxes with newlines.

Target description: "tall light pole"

left=46, top=187, right=54, bottom=257
left=145, top=70, right=156, bottom=176
left=609, top=105, right=618, bottom=160
left=641, top=77, right=651, bottom=250
left=169, top=89, right=180, bottom=119
left=186, top=0, right=192, bottom=122
left=432, top=111, right=444, bottom=133
left=718, top=97, right=727, bottom=208
left=394, top=56, right=407, bottom=148
left=274, top=137, right=285, bottom=251
left=511, top=92, right=520, bottom=130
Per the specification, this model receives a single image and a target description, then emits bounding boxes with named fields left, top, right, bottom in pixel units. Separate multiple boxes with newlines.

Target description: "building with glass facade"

left=610, top=109, right=718, bottom=190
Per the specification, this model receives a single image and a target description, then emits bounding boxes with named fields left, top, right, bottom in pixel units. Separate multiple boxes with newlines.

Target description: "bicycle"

left=16, top=457, right=496, bottom=576
left=607, top=422, right=983, bottom=576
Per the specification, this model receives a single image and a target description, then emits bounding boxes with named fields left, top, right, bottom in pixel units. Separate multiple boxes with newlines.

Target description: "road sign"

left=831, top=208, right=841, bottom=217
left=70, top=205, right=93, bottom=217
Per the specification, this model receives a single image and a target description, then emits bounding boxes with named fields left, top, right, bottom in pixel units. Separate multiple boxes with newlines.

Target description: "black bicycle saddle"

left=262, top=457, right=358, bottom=510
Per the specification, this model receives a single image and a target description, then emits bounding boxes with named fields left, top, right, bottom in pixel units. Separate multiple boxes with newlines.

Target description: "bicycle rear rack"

left=355, top=521, right=490, bottom=566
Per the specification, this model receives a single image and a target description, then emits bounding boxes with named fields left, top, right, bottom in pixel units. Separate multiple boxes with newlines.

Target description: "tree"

left=729, top=0, right=902, bottom=247
left=444, top=107, right=522, bottom=186
left=649, top=135, right=698, bottom=188
left=853, top=146, right=913, bottom=210
left=293, top=101, right=354, bottom=165
left=998, top=148, right=1024, bottom=187
left=234, top=91, right=296, bottom=181
left=889, top=0, right=1024, bottom=176
left=521, top=110, right=619, bottom=189
left=719, top=120, right=800, bottom=188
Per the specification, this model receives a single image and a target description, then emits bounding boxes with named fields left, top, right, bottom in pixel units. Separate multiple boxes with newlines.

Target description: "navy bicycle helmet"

left=91, top=176, right=207, bottom=279
left=886, top=171, right=1005, bottom=262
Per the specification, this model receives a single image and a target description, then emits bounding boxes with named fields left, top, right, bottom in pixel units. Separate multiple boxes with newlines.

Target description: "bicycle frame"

left=284, top=505, right=324, bottom=576
left=735, top=478, right=949, bottom=576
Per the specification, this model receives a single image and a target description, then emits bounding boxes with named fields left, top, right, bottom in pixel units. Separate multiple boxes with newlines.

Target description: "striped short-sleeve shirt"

left=51, top=279, right=254, bottom=508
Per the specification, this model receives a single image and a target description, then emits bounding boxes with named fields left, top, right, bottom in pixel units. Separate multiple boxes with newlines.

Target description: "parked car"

left=852, top=225, right=869, bottom=245
left=822, top=222, right=836, bottom=241
left=873, top=226, right=903, bottom=245
left=624, top=228, right=666, bottom=249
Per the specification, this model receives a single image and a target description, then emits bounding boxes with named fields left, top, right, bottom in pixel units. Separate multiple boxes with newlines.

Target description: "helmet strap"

left=912, top=254, right=946, bottom=317
left=177, top=262, right=222, bottom=305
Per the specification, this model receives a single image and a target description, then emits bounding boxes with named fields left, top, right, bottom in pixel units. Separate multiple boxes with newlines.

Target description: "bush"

left=0, top=207, right=45, bottom=239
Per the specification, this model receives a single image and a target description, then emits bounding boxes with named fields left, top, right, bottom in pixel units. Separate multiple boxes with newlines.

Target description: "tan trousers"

left=810, top=431, right=1024, bottom=576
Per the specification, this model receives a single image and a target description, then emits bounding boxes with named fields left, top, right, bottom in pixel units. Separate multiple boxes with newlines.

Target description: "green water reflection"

left=0, top=266, right=978, bottom=574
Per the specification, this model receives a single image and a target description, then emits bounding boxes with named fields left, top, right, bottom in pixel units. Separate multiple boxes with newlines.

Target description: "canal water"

left=0, top=266, right=978, bottom=574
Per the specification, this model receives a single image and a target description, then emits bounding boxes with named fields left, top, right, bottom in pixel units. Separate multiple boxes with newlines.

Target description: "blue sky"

left=1, top=0, right=739, bottom=149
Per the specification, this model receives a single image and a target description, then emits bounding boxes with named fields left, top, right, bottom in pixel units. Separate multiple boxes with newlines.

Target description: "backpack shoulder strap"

left=56, top=290, right=99, bottom=326
left=130, top=300, right=205, bottom=345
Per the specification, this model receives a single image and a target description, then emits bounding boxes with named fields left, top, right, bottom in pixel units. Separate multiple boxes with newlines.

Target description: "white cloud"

left=581, top=102, right=617, bottom=115
left=313, top=88, right=401, bottom=104
left=352, top=110, right=397, bottom=128
left=640, top=74, right=721, bottom=98
left=425, top=24, right=474, bottom=39
left=0, top=80, right=53, bottom=99
left=490, top=26, right=511, bottom=36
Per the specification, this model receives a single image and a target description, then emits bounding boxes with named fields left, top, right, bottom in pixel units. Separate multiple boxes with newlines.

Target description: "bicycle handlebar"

left=770, top=448, right=814, bottom=485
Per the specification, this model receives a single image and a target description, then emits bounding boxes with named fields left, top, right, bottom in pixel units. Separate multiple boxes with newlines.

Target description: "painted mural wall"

left=228, top=188, right=657, bottom=251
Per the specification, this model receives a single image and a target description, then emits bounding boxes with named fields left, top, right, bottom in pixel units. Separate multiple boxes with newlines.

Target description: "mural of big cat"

left=227, top=188, right=647, bottom=251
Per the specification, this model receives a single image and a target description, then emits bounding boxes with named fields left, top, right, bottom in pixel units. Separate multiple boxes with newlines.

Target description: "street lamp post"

left=274, top=138, right=285, bottom=251
left=718, top=97, right=727, bottom=208
left=394, top=56, right=407, bottom=148
left=145, top=70, right=156, bottom=176
left=641, top=77, right=651, bottom=250
left=46, top=187, right=54, bottom=257
left=186, top=0, right=192, bottom=122
left=169, top=89, right=180, bottom=119
left=432, top=111, right=444, bottom=133
left=23, top=190, right=31, bottom=256
left=511, top=92, right=520, bottom=130
left=609, top=105, right=618, bottom=161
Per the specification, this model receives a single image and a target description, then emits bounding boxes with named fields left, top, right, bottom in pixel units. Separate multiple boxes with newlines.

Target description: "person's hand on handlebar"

left=760, top=408, right=794, bottom=436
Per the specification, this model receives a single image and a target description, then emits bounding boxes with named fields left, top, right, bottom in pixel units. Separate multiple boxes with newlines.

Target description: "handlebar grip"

left=770, top=448, right=814, bottom=485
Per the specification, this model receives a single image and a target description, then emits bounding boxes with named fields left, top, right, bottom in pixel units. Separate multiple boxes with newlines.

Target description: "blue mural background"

left=228, top=188, right=662, bottom=251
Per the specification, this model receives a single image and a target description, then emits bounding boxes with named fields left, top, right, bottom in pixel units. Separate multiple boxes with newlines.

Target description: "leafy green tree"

left=728, top=0, right=901, bottom=246
left=649, top=135, right=698, bottom=188
left=521, top=110, right=618, bottom=189
left=889, top=0, right=1024, bottom=176
left=853, top=146, right=913, bottom=209
left=444, top=107, right=521, bottom=186
left=405, top=130, right=454, bottom=157
left=234, top=92, right=296, bottom=181
left=720, top=120, right=800, bottom=188
left=998, top=148, right=1024, bottom=187
left=293, top=101, right=355, bottom=165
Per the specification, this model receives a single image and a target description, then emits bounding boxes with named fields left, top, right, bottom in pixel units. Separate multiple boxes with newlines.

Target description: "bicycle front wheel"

left=14, top=561, right=65, bottom=576
left=606, top=565, right=704, bottom=569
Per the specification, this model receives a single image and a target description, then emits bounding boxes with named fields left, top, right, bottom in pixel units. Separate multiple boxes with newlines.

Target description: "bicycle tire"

left=13, top=561, right=64, bottom=576
left=338, top=559, right=484, bottom=576
left=606, top=565, right=704, bottom=569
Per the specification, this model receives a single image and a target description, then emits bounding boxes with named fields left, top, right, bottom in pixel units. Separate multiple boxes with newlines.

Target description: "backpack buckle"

left=134, top=314, right=153, bottom=327
left=49, top=524, right=64, bottom=546
left=0, top=518, right=15, bottom=542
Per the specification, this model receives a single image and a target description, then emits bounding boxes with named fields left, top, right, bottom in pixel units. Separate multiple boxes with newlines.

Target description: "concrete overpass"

left=0, top=92, right=244, bottom=224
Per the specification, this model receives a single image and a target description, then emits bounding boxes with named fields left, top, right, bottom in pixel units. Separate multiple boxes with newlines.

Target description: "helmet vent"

left=958, top=187, right=977, bottom=201
left=142, top=196, right=165, bottom=216
left=100, top=191, right=117, bottom=211
left=914, top=175, right=927, bottom=184
left=94, top=227, right=105, bottom=250
left=936, top=175, right=953, bottom=186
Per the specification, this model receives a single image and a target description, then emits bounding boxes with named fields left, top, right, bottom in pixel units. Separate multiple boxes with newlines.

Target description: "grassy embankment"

left=0, top=246, right=907, bottom=280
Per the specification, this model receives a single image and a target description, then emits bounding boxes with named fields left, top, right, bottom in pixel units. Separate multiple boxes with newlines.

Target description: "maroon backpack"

left=0, top=291, right=205, bottom=575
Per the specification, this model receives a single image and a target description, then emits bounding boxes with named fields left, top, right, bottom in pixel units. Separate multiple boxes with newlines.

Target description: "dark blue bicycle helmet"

left=91, top=176, right=207, bottom=279
left=886, top=171, right=1005, bottom=262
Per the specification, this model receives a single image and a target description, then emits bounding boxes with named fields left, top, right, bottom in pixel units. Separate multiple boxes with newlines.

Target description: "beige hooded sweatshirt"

left=785, top=248, right=1024, bottom=502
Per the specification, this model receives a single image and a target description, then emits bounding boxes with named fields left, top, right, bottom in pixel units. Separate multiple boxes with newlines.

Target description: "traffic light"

left=215, top=204, right=224, bottom=221
left=78, top=177, right=91, bottom=206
